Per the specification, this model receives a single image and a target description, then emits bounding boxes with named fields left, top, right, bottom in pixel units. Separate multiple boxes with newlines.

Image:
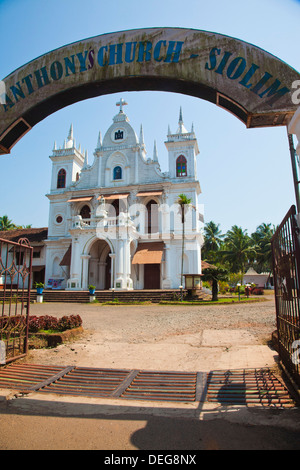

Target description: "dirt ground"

left=25, top=295, right=278, bottom=372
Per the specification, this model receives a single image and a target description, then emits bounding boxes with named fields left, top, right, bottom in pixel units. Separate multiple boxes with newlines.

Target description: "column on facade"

left=114, top=233, right=133, bottom=290
left=162, top=244, right=172, bottom=288
left=81, top=254, right=91, bottom=290
left=160, top=202, right=171, bottom=240
left=97, top=154, right=102, bottom=187
left=67, top=238, right=81, bottom=289
left=115, top=237, right=124, bottom=289
left=109, top=253, right=116, bottom=289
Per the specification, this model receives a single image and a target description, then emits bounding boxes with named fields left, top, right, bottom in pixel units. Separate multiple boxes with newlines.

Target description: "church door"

left=144, top=264, right=160, bottom=289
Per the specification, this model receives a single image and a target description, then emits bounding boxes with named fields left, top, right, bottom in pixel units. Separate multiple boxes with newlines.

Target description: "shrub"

left=28, top=315, right=82, bottom=333
left=28, top=316, right=41, bottom=333
left=57, top=315, right=82, bottom=331
left=219, top=281, right=230, bottom=294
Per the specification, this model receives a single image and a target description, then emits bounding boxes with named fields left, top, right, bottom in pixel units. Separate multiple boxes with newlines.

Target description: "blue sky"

left=0, top=0, right=299, bottom=235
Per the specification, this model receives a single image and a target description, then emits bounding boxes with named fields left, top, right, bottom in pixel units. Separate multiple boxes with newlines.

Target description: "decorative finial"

left=153, top=140, right=158, bottom=162
left=68, top=123, right=73, bottom=141
left=140, top=124, right=145, bottom=146
left=116, top=98, right=128, bottom=112
left=179, top=106, right=183, bottom=124
left=177, top=106, right=187, bottom=134
left=84, top=150, right=88, bottom=167
left=96, top=131, right=102, bottom=149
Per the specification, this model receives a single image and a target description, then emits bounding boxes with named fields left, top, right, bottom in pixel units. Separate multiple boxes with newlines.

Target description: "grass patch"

left=101, top=300, right=153, bottom=305
left=159, top=297, right=267, bottom=306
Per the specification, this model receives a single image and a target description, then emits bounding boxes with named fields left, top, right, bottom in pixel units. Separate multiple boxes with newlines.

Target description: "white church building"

left=44, top=99, right=203, bottom=291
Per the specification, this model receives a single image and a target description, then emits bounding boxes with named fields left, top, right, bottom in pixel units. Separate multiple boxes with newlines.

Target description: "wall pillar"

left=81, top=254, right=91, bottom=290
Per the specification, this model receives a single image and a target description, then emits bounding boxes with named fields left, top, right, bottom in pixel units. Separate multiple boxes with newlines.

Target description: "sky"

left=0, top=0, right=299, bottom=235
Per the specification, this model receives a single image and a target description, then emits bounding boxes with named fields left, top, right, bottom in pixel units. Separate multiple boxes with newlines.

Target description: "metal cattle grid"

left=0, top=363, right=295, bottom=408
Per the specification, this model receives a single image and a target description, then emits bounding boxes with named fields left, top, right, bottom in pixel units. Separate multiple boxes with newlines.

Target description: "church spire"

left=140, top=124, right=145, bottom=150
left=68, top=123, right=73, bottom=141
left=96, top=130, right=102, bottom=149
left=176, top=106, right=188, bottom=134
left=179, top=106, right=183, bottom=125
left=66, top=123, right=75, bottom=148
left=140, top=124, right=144, bottom=143
left=82, top=149, right=88, bottom=169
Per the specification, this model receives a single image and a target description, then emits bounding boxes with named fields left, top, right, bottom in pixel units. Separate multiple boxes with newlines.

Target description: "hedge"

left=0, top=315, right=82, bottom=333
left=28, top=315, right=82, bottom=332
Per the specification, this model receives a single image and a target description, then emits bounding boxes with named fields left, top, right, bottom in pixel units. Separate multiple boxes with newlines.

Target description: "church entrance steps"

left=0, top=363, right=295, bottom=407
left=0, top=289, right=197, bottom=303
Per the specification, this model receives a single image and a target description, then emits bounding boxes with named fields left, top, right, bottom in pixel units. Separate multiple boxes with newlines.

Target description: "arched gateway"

left=1, top=28, right=300, bottom=381
left=1, top=27, right=300, bottom=293
left=1, top=28, right=300, bottom=155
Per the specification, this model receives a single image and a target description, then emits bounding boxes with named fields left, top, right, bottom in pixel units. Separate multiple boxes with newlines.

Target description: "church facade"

left=45, top=100, right=203, bottom=291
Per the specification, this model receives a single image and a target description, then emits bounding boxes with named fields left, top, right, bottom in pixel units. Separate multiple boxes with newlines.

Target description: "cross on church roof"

left=116, top=98, right=128, bottom=112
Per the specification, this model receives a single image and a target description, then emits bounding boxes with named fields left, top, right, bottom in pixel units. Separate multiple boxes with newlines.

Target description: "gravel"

left=29, top=295, right=277, bottom=343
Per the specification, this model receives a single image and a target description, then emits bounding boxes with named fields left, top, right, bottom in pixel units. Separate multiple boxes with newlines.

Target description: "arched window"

left=176, top=155, right=187, bottom=177
left=146, top=200, right=158, bottom=234
left=57, top=168, right=66, bottom=188
left=80, top=205, right=91, bottom=219
left=109, top=199, right=120, bottom=217
left=113, top=166, right=122, bottom=180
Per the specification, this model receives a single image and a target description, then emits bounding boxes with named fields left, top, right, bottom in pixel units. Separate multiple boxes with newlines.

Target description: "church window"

left=113, top=166, right=122, bottom=180
left=80, top=205, right=91, bottom=219
left=176, top=155, right=187, bottom=177
left=57, top=168, right=66, bottom=188
left=114, top=130, right=123, bottom=140
left=56, top=215, right=63, bottom=224
left=110, top=199, right=120, bottom=217
left=146, top=200, right=159, bottom=234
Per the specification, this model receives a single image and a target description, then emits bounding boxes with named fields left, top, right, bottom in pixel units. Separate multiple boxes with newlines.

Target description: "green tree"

left=202, top=221, right=224, bottom=262
left=0, top=215, right=16, bottom=231
left=202, top=265, right=228, bottom=301
left=177, top=194, right=192, bottom=287
left=221, top=225, right=256, bottom=281
left=251, top=223, right=276, bottom=272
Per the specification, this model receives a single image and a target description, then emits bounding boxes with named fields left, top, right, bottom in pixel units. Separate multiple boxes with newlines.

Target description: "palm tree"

left=202, top=221, right=224, bottom=262
left=251, top=223, right=276, bottom=272
left=177, top=194, right=192, bottom=287
left=221, top=225, right=256, bottom=282
left=0, top=215, right=16, bottom=231
left=202, top=264, right=228, bottom=301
